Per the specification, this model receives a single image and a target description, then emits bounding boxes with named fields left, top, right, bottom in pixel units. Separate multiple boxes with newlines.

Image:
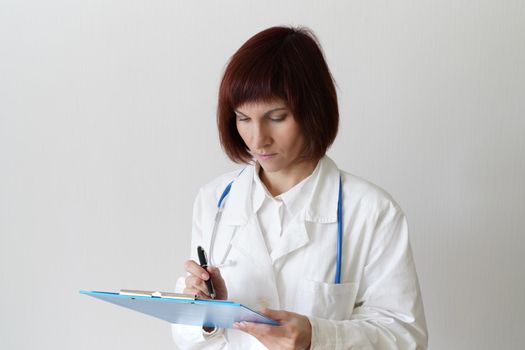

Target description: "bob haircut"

left=217, top=26, right=339, bottom=163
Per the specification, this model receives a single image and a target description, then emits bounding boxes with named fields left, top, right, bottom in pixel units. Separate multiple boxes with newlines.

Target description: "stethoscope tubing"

left=335, top=176, right=343, bottom=283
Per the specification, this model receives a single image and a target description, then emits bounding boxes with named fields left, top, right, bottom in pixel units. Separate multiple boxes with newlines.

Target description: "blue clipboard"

left=80, top=290, right=279, bottom=329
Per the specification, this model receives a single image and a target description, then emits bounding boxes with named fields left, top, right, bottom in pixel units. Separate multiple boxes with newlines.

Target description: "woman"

left=172, top=26, right=428, bottom=349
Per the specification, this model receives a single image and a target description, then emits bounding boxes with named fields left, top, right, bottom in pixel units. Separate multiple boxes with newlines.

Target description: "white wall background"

left=1, top=1, right=524, bottom=349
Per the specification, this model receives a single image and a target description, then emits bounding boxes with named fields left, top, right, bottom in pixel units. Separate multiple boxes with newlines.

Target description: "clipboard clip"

left=120, top=289, right=196, bottom=300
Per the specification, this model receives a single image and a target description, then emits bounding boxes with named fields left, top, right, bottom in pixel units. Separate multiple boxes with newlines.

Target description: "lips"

left=257, top=153, right=277, bottom=160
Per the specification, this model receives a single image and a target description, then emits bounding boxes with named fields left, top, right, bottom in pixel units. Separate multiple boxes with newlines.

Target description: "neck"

left=259, top=159, right=317, bottom=197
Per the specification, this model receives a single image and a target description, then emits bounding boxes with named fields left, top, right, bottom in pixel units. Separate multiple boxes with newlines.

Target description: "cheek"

left=236, top=124, right=252, bottom=146
left=278, top=125, right=304, bottom=151
left=291, top=135, right=306, bottom=153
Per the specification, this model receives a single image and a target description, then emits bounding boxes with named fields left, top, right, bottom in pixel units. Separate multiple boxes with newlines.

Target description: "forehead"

left=235, top=98, right=288, bottom=114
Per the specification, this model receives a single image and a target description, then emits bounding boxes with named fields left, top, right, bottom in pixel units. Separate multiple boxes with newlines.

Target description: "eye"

left=236, top=115, right=250, bottom=122
left=269, top=114, right=287, bottom=122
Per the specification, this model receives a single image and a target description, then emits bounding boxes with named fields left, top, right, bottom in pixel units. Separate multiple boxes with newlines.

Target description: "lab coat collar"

left=251, top=163, right=268, bottom=215
left=220, top=156, right=340, bottom=225
left=304, top=156, right=340, bottom=223
left=252, top=161, right=319, bottom=219
left=219, top=164, right=254, bottom=226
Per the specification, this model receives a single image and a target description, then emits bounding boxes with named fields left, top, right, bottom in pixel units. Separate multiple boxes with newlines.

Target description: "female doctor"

left=171, top=26, right=428, bottom=349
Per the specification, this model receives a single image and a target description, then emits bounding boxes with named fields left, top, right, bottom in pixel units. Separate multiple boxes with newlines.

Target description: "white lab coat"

left=171, top=156, right=428, bottom=349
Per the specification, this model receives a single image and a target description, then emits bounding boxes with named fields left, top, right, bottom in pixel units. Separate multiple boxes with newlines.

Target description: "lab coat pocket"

left=294, top=280, right=359, bottom=320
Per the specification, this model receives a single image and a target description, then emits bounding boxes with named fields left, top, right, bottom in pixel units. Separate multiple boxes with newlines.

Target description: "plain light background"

left=1, top=0, right=524, bottom=349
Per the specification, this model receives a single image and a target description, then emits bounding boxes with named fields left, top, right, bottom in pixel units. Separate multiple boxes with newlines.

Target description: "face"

left=235, top=99, right=308, bottom=174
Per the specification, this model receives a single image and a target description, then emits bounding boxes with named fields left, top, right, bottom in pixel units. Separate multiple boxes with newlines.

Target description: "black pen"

left=197, top=246, right=215, bottom=298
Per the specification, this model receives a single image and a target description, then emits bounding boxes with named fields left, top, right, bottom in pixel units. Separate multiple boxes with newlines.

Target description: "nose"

left=252, top=122, right=271, bottom=150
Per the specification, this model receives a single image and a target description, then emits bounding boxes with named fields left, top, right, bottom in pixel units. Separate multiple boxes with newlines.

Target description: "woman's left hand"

left=233, top=308, right=312, bottom=350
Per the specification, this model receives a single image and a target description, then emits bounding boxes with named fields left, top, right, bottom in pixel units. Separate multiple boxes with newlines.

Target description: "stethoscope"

left=208, top=171, right=344, bottom=284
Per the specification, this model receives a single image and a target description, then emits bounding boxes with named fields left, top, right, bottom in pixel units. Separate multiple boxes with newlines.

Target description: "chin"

left=259, top=161, right=288, bottom=173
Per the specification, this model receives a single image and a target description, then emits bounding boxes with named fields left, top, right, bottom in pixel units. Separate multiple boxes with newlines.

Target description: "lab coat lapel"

left=270, top=156, right=342, bottom=262
left=270, top=218, right=309, bottom=262
left=216, top=156, right=341, bottom=275
left=231, top=215, right=274, bottom=271
left=228, top=217, right=280, bottom=310
left=271, top=156, right=340, bottom=263
left=222, top=156, right=341, bottom=264
left=218, top=163, right=275, bottom=274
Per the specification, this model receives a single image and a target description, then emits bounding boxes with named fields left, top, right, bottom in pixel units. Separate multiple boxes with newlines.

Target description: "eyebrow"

left=234, top=107, right=287, bottom=118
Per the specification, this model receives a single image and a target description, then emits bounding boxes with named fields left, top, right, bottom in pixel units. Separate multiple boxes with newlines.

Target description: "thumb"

left=259, top=307, right=289, bottom=321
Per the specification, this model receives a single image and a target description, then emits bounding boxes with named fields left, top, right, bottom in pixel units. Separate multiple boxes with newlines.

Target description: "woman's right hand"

left=183, top=260, right=228, bottom=300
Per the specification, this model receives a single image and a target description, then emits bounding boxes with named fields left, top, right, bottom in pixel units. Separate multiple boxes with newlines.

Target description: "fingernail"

left=201, top=273, right=209, bottom=280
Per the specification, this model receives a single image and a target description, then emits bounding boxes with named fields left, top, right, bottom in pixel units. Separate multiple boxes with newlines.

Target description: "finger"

left=233, top=321, right=277, bottom=338
left=206, top=266, right=228, bottom=300
left=207, top=266, right=221, bottom=277
left=207, top=267, right=226, bottom=289
left=185, top=275, right=210, bottom=296
left=184, top=260, right=209, bottom=280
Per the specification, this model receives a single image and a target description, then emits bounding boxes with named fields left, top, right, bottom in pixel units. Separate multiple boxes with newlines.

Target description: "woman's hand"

left=233, top=308, right=312, bottom=350
left=183, top=260, right=228, bottom=300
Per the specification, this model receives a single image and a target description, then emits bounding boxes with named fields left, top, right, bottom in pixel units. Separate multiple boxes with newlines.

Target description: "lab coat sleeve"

left=308, top=201, right=428, bottom=350
left=171, top=188, right=227, bottom=350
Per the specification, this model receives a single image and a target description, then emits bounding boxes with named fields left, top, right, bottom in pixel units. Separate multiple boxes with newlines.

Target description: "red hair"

left=217, top=26, right=339, bottom=163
